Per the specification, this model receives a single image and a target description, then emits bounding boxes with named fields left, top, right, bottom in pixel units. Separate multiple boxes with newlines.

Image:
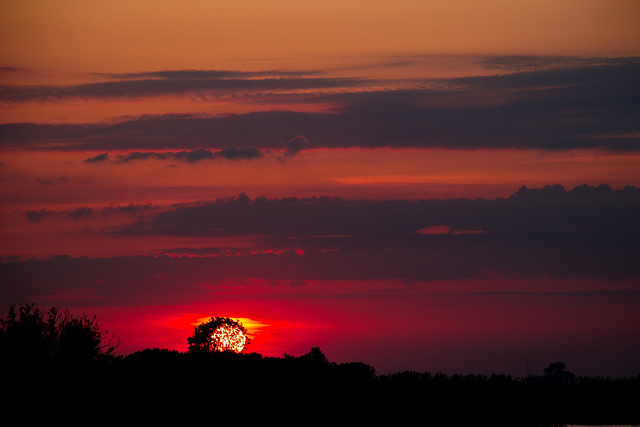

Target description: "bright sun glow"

left=194, top=317, right=269, bottom=337
left=210, top=324, right=247, bottom=353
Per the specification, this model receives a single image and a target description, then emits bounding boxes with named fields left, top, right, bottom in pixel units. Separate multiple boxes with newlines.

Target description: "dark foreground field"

left=3, top=348, right=638, bottom=426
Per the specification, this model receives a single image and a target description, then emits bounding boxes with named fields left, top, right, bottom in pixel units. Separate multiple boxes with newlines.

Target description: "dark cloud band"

left=82, top=147, right=265, bottom=164
left=81, top=138, right=309, bottom=164
left=104, top=185, right=640, bottom=249
left=2, top=57, right=639, bottom=152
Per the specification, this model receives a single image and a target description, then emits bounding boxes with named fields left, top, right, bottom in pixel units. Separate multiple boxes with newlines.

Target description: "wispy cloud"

left=24, top=203, right=161, bottom=223
left=81, top=136, right=310, bottom=164
left=0, top=70, right=364, bottom=103
left=83, top=147, right=264, bottom=164
left=3, top=57, right=638, bottom=152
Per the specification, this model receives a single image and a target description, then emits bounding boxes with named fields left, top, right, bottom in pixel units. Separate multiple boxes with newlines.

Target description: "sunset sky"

left=1, top=0, right=639, bottom=377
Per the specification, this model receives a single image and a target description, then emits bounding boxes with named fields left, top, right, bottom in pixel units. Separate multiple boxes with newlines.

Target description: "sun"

left=187, top=316, right=252, bottom=354
left=210, top=323, right=247, bottom=353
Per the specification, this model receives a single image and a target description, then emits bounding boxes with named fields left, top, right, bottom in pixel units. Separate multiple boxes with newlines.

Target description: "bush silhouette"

left=0, top=303, right=120, bottom=364
left=543, top=361, right=576, bottom=384
left=2, top=303, right=637, bottom=425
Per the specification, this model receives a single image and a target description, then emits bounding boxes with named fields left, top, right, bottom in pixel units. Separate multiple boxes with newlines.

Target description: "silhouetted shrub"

left=542, top=361, right=576, bottom=384
left=0, top=303, right=120, bottom=365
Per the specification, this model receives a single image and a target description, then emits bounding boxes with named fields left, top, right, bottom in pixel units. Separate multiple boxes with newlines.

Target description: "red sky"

left=1, top=0, right=639, bottom=377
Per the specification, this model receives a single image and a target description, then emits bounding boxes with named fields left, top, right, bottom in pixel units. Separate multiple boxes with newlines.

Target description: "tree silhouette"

left=299, top=346, right=329, bottom=367
left=0, top=303, right=120, bottom=364
left=187, top=317, right=250, bottom=354
left=543, top=361, right=576, bottom=384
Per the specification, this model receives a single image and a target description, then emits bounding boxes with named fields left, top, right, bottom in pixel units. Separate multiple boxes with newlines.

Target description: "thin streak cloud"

left=2, top=58, right=638, bottom=152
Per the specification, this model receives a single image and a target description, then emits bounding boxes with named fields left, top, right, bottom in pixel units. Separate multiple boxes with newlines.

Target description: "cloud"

left=105, top=185, right=640, bottom=251
left=1, top=219, right=638, bottom=312
left=66, top=208, right=93, bottom=220
left=5, top=58, right=640, bottom=152
left=25, top=208, right=54, bottom=223
left=81, top=146, right=280, bottom=164
left=0, top=66, right=27, bottom=74
left=83, top=153, right=110, bottom=163
left=283, top=135, right=310, bottom=157
left=79, top=140, right=313, bottom=164
left=93, top=69, right=322, bottom=80
left=4, top=184, right=640, bottom=314
left=2, top=57, right=639, bottom=152
left=0, top=71, right=363, bottom=103
left=477, top=55, right=639, bottom=72
left=36, top=176, right=69, bottom=185
left=22, top=203, right=161, bottom=222
left=178, top=146, right=262, bottom=162
left=154, top=247, right=305, bottom=259
left=1, top=112, right=318, bottom=151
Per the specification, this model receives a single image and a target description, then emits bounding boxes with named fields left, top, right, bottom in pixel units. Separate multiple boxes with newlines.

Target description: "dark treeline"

left=3, top=346, right=639, bottom=426
left=2, top=304, right=639, bottom=425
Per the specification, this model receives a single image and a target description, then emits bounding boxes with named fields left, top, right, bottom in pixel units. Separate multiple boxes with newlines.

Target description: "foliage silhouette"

left=542, top=361, right=576, bottom=384
left=1, top=303, right=638, bottom=425
left=0, top=303, right=120, bottom=365
left=299, top=346, right=328, bottom=365
left=110, top=348, right=639, bottom=426
left=187, top=316, right=250, bottom=354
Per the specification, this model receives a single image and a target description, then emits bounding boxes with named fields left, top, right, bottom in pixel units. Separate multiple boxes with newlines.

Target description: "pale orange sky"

left=2, top=0, right=639, bottom=74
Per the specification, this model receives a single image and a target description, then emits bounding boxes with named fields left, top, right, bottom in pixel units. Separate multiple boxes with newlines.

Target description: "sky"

left=1, top=0, right=639, bottom=377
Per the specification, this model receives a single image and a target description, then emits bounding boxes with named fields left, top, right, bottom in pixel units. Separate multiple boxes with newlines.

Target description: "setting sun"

left=187, top=316, right=256, bottom=354
left=210, top=324, right=247, bottom=353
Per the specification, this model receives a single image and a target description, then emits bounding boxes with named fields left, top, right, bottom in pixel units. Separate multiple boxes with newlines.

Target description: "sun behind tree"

left=187, top=317, right=250, bottom=354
